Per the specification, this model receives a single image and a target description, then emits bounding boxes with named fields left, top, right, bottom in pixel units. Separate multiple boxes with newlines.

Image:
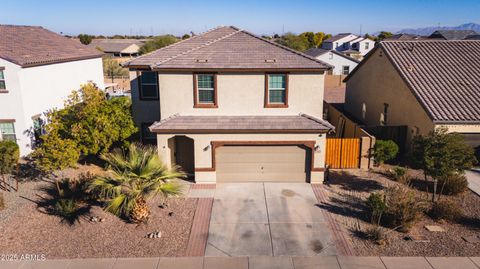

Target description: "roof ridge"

left=154, top=27, right=241, bottom=67
left=122, top=26, right=228, bottom=67
left=299, top=113, right=335, bottom=130
left=238, top=29, right=332, bottom=68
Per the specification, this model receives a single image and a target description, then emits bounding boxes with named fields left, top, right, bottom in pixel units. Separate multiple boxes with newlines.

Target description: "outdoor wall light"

left=203, top=145, right=210, bottom=151
left=314, top=145, right=321, bottom=152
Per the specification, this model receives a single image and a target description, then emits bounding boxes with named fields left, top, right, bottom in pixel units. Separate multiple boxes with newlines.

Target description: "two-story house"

left=304, top=48, right=359, bottom=75
left=0, top=25, right=104, bottom=156
left=123, top=26, right=334, bottom=184
left=322, top=33, right=375, bottom=57
left=344, top=40, right=480, bottom=153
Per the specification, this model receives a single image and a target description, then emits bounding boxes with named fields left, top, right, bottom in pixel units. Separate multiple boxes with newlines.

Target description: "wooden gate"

left=326, top=138, right=361, bottom=169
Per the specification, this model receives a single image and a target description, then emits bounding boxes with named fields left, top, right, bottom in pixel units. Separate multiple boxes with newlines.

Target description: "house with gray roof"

left=344, top=40, right=480, bottom=152
left=89, top=39, right=144, bottom=57
left=0, top=25, right=104, bottom=156
left=428, top=30, right=479, bottom=40
left=321, top=33, right=375, bottom=57
left=304, top=48, right=359, bottom=75
left=123, top=26, right=334, bottom=184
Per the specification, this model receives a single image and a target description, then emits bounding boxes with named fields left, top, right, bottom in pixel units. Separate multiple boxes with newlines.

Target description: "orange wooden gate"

left=325, top=138, right=361, bottom=169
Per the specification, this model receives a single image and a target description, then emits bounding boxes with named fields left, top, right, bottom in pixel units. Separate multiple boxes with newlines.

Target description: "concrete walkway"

left=466, top=170, right=480, bottom=196
left=205, top=183, right=336, bottom=256
left=2, top=256, right=480, bottom=269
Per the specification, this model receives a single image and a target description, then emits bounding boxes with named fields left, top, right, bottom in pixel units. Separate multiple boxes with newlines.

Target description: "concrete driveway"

left=205, top=183, right=337, bottom=257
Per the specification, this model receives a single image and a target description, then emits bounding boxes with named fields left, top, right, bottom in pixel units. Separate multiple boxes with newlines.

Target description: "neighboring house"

left=344, top=40, right=480, bottom=151
left=123, top=26, right=334, bottom=183
left=304, top=48, right=359, bottom=75
left=385, top=33, right=422, bottom=40
left=0, top=25, right=104, bottom=156
left=428, top=30, right=479, bottom=40
left=89, top=39, right=143, bottom=58
left=322, top=33, right=375, bottom=57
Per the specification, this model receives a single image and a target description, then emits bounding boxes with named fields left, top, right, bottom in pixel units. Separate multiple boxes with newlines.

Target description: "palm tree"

left=90, top=143, right=185, bottom=223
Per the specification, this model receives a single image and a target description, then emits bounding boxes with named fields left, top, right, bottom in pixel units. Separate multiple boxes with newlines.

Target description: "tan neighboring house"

left=89, top=39, right=144, bottom=59
left=344, top=40, right=480, bottom=151
left=123, top=26, right=334, bottom=183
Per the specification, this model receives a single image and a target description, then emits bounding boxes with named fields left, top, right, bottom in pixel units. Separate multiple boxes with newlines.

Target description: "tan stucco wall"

left=129, top=71, right=160, bottom=128
left=435, top=124, right=480, bottom=133
left=158, top=72, right=325, bottom=119
left=344, top=48, right=435, bottom=145
left=157, top=133, right=327, bottom=183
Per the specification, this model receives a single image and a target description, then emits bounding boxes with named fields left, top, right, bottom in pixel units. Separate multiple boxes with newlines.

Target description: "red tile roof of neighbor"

left=347, top=40, right=480, bottom=124
left=149, top=114, right=335, bottom=133
left=0, top=25, right=103, bottom=67
left=123, top=26, right=331, bottom=70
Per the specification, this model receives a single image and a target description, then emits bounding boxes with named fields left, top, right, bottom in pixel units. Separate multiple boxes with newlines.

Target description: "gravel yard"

left=0, top=165, right=197, bottom=259
left=322, top=168, right=480, bottom=256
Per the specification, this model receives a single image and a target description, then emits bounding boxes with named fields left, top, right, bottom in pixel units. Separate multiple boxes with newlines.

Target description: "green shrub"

left=430, top=199, right=463, bottom=222
left=389, top=166, right=411, bottom=185
left=0, top=140, right=19, bottom=175
left=373, top=140, right=399, bottom=165
left=383, top=186, right=426, bottom=232
left=55, top=198, right=79, bottom=219
left=437, top=174, right=469, bottom=195
left=366, top=193, right=386, bottom=224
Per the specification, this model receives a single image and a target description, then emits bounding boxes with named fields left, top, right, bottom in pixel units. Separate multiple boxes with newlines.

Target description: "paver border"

left=312, top=184, right=355, bottom=256
left=185, top=197, right=214, bottom=256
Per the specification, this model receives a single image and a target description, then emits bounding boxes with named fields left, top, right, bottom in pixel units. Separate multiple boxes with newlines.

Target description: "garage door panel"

left=216, top=145, right=309, bottom=183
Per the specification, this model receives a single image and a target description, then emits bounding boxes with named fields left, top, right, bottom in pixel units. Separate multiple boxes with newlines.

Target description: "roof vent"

left=264, top=59, right=276, bottom=63
left=195, top=59, right=208, bottom=63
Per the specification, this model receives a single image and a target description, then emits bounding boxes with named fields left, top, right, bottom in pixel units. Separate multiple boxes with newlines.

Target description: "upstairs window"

left=342, top=66, right=350, bottom=75
left=380, top=103, right=389, bottom=125
left=265, top=73, right=288, bottom=107
left=194, top=73, right=217, bottom=108
left=0, top=122, right=16, bottom=141
left=0, top=68, right=6, bottom=91
left=365, top=42, right=370, bottom=50
left=138, top=71, right=158, bottom=100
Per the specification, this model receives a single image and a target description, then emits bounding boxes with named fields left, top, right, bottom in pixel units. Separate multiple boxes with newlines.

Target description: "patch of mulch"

left=0, top=181, right=197, bottom=259
left=322, top=168, right=480, bottom=256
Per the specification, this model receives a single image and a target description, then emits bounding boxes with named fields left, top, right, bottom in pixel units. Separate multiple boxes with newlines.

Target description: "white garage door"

left=216, top=145, right=309, bottom=182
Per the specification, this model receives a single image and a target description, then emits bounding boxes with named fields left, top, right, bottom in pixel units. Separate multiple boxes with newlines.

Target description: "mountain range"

left=396, top=22, right=480, bottom=36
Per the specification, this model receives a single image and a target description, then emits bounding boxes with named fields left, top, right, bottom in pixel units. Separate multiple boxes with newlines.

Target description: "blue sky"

left=1, top=0, right=479, bottom=36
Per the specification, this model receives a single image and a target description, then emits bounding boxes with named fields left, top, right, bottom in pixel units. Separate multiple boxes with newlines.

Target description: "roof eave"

left=433, top=120, right=480, bottom=125
left=149, top=128, right=331, bottom=134
left=19, top=54, right=104, bottom=68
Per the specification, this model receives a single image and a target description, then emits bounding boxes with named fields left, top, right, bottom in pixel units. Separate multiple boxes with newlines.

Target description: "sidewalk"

left=2, top=256, right=480, bottom=269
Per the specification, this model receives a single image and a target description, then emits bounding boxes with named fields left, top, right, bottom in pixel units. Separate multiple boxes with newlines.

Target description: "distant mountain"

left=396, top=22, right=480, bottom=36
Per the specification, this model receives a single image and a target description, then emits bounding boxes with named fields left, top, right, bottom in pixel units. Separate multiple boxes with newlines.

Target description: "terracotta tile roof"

left=0, top=25, right=103, bottom=67
left=123, top=26, right=330, bottom=70
left=381, top=40, right=480, bottom=123
left=149, top=114, right=334, bottom=133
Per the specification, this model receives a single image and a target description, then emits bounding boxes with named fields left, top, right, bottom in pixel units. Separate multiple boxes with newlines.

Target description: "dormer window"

left=194, top=73, right=217, bottom=108
left=265, top=73, right=288, bottom=108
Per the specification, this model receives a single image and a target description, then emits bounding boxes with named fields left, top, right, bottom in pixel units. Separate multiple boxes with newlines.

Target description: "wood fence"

left=325, top=138, right=361, bottom=169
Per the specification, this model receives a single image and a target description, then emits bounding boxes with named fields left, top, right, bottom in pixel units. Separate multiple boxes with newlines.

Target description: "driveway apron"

left=205, top=183, right=337, bottom=256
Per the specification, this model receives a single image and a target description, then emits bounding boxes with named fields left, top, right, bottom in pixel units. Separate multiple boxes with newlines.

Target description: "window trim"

left=342, top=65, right=350, bottom=75
left=0, top=67, right=7, bottom=93
left=264, top=73, right=289, bottom=108
left=137, top=71, right=159, bottom=100
left=193, top=73, right=218, bottom=108
left=0, top=119, right=16, bottom=141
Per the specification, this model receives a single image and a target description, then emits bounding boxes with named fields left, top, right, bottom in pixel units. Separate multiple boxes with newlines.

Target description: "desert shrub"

left=366, top=193, right=386, bottom=224
left=429, top=199, right=463, bottom=222
left=373, top=140, right=399, bottom=165
left=388, top=166, right=411, bottom=185
left=392, top=166, right=406, bottom=178
left=0, top=193, right=4, bottom=210
left=365, top=226, right=387, bottom=245
left=0, top=140, right=19, bottom=175
left=55, top=198, right=79, bottom=219
left=383, top=186, right=426, bottom=232
left=437, top=174, right=469, bottom=195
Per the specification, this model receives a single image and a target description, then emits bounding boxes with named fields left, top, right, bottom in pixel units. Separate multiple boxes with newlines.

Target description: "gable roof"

left=324, top=33, right=356, bottom=43
left=0, top=25, right=103, bottom=67
left=429, top=30, right=478, bottom=40
left=346, top=40, right=480, bottom=124
left=89, top=39, right=143, bottom=53
left=304, top=48, right=360, bottom=63
left=123, top=26, right=330, bottom=71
